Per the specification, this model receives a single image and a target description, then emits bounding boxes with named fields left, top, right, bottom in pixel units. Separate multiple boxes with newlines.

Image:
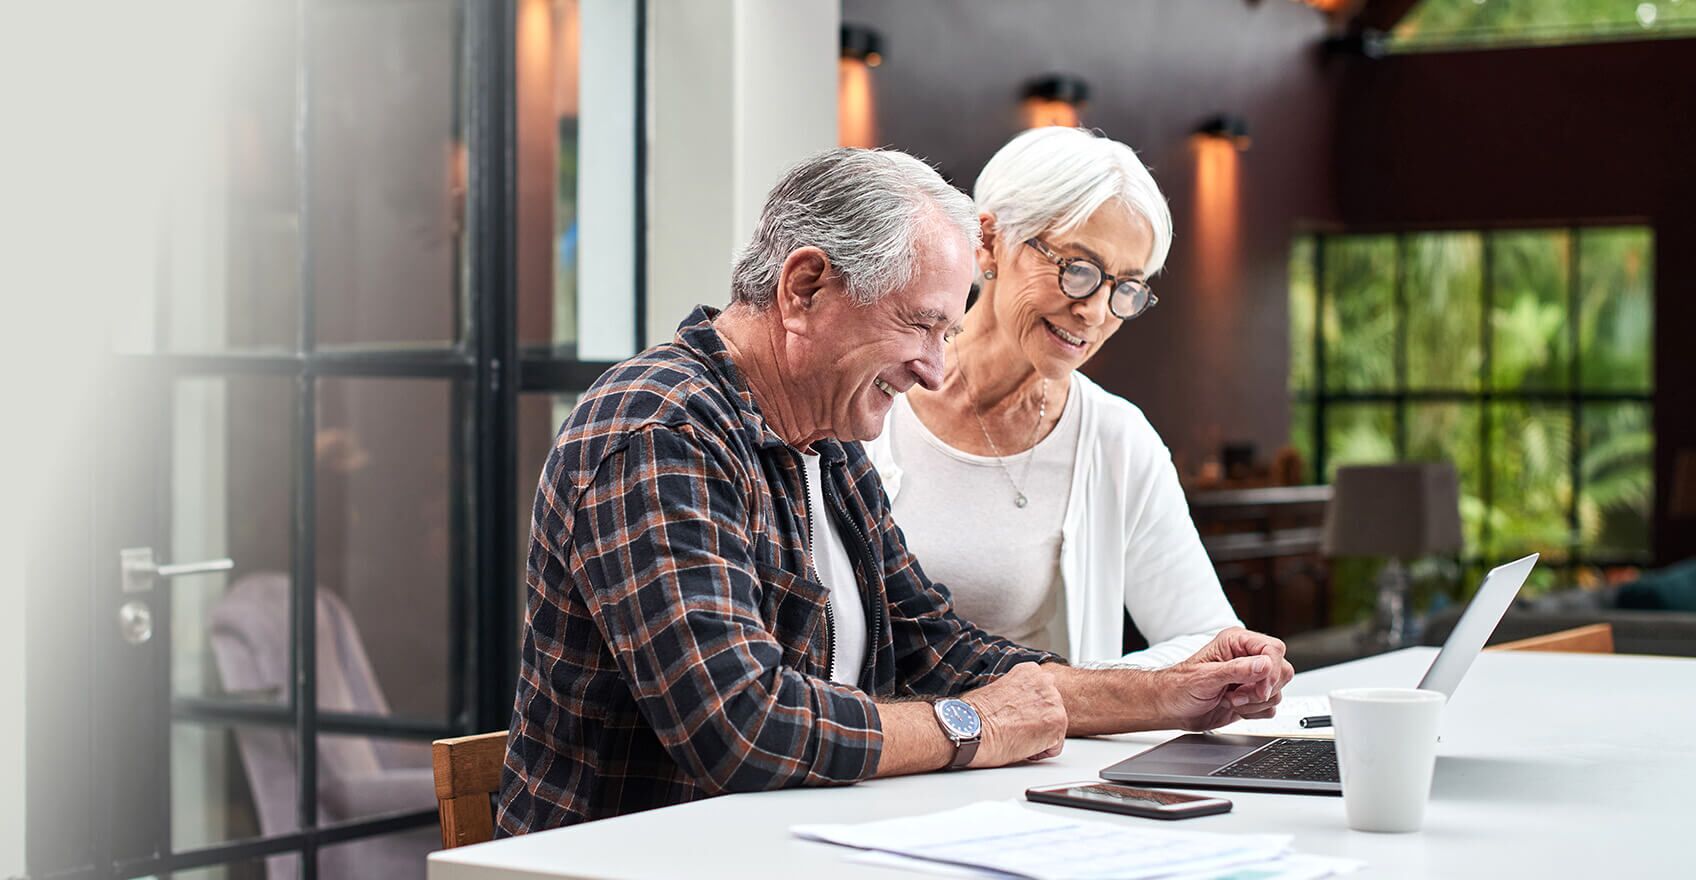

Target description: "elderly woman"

left=866, top=127, right=1239, bottom=666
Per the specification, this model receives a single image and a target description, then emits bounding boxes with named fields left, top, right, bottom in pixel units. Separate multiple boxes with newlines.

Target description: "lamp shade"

left=1322, top=463, right=1464, bottom=559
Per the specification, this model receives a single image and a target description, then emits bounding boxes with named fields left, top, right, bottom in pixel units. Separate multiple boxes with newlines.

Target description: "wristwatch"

left=932, top=698, right=982, bottom=770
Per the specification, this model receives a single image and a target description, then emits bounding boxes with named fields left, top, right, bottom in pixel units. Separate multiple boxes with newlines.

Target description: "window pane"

left=1579, top=227, right=1653, bottom=392
left=164, top=862, right=268, bottom=880
left=1391, top=0, right=1696, bottom=52
left=1579, top=403, right=1653, bottom=559
left=1288, top=236, right=1316, bottom=394
left=516, top=0, right=641, bottom=359
left=518, top=0, right=583, bottom=350
left=1322, top=403, right=1396, bottom=481
left=319, top=822, right=437, bottom=880
left=1405, top=233, right=1482, bottom=391
left=315, top=733, right=435, bottom=824
left=316, top=378, right=456, bottom=721
left=145, top=1, right=300, bottom=355
left=1406, top=403, right=1484, bottom=553
left=311, top=0, right=464, bottom=348
left=1490, top=231, right=1571, bottom=391
left=1322, top=236, right=1398, bottom=392
left=1486, top=404, right=1573, bottom=561
left=1289, top=400, right=1315, bottom=485
left=178, top=376, right=295, bottom=705
left=171, top=721, right=296, bottom=852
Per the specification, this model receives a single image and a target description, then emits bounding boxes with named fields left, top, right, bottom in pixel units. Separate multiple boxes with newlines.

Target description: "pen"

left=1298, top=715, right=1332, bottom=729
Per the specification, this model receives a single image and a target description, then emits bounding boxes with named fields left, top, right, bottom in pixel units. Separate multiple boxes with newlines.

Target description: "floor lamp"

left=1322, top=463, right=1464, bottom=649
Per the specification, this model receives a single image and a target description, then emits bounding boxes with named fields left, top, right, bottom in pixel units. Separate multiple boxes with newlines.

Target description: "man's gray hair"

left=730, top=148, right=979, bottom=309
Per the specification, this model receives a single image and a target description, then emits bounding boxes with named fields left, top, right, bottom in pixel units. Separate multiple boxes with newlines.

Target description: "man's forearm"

left=869, top=701, right=954, bottom=777
left=1043, top=664, right=1173, bottom=736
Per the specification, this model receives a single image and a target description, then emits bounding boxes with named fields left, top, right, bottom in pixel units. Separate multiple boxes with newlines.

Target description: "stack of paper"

left=792, top=801, right=1361, bottom=880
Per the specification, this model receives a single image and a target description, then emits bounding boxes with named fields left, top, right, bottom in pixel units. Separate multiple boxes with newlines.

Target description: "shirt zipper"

left=823, top=458, right=882, bottom=688
left=797, top=455, right=837, bottom=681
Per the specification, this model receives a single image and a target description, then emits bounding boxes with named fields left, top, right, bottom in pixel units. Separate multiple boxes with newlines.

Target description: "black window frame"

left=1294, top=224, right=1656, bottom=589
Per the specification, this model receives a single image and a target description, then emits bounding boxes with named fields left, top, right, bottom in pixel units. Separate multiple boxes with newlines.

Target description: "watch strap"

left=948, top=735, right=979, bottom=770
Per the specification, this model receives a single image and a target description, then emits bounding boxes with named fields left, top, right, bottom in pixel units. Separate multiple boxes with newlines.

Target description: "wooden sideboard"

left=1189, top=485, right=1332, bottom=639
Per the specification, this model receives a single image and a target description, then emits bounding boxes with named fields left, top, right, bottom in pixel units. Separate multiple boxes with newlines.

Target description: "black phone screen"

left=1026, top=782, right=1232, bottom=819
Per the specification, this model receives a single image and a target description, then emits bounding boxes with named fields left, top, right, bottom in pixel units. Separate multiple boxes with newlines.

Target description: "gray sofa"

left=1422, top=584, right=1696, bottom=658
left=1284, top=581, right=1696, bottom=671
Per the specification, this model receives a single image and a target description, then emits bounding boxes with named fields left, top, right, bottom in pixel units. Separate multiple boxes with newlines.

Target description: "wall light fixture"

left=1021, top=74, right=1089, bottom=129
left=839, top=24, right=884, bottom=148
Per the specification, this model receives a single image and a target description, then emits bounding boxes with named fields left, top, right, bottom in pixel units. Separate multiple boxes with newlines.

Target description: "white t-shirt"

left=801, top=452, right=868, bottom=685
left=867, top=372, right=1241, bottom=667
left=882, top=385, right=1082, bottom=654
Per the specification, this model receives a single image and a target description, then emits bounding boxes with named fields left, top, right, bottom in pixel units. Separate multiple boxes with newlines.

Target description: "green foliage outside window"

left=1289, top=227, right=1654, bottom=605
left=1393, top=0, right=1696, bottom=51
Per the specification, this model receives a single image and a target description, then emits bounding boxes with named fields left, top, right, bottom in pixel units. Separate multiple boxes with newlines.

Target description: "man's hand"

left=961, top=662, right=1069, bottom=767
left=1160, top=628, right=1296, bottom=731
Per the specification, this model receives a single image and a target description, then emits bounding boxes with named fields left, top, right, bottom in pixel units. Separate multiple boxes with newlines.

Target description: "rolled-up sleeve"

left=560, top=423, right=883, bottom=791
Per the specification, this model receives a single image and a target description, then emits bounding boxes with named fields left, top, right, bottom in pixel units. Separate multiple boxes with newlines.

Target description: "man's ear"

left=774, top=246, right=833, bottom=334
left=977, top=211, right=1000, bottom=278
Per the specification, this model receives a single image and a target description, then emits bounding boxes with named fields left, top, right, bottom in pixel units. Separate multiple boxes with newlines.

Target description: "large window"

left=1391, top=0, right=1696, bottom=52
left=1289, top=227, right=1654, bottom=594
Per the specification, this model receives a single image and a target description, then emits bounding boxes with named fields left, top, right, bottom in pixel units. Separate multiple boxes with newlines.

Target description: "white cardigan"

left=865, top=372, right=1241, bottom=667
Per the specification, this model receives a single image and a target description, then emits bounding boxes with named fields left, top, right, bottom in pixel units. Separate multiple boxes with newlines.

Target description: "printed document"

left=792, top=800, right=1292, bottom=880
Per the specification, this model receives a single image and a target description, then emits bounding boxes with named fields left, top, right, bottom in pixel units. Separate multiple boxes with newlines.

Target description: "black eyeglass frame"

left=1024, top=237, right=1158, bottom=320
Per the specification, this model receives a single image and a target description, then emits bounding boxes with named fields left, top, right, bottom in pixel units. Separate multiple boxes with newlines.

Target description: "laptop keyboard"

left=1208, top=738, right=1339, bottom=783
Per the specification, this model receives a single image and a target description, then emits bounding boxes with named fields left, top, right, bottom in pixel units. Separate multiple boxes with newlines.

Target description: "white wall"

left=577, top=0, right=642, bottom=360
left=644, top=0, right=839, bottom=345
left=0, top=535, right=24, bottom=878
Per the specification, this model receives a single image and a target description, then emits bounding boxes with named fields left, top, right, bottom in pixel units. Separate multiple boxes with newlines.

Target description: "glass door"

left=26, top=1, right=521, bottom=877
left=23, top=0, right=640, bottom=875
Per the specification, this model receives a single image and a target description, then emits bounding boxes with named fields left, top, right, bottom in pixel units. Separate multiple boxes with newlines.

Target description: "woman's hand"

left=1159, top=628, right=1295, bottom=731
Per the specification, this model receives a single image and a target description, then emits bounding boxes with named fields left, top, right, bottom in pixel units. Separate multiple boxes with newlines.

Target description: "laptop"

left=1100, top=553, right=1539, bottom=796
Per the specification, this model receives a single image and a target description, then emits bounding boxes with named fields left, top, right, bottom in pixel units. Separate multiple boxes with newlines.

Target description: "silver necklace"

left=957, top=354, right=1047, bottom=508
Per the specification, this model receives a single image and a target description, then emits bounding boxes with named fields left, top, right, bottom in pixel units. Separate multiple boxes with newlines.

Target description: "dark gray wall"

left=843, top=0, right=1342, bottom=471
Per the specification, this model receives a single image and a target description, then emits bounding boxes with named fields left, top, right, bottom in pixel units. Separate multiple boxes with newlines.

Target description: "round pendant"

left=1014, top=493, right=1028, bottom=508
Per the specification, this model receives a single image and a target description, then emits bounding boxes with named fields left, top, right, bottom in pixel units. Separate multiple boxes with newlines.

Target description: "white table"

left=429, top=649, right=1694, bottom=878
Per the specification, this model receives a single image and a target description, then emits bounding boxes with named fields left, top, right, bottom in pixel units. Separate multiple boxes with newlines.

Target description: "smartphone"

left=1025, top=781, right=1232, bottom=820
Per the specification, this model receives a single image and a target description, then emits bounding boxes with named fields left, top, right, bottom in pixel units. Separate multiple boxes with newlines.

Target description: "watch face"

left=937, top=699, right=981, bottom=738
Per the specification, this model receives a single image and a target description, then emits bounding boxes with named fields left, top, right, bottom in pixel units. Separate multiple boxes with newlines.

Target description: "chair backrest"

left=210, top=575, right=392, bottom=827
left=433, top=731, right=509, bottom=849
left=1488, top=622, right=1615, bottom=654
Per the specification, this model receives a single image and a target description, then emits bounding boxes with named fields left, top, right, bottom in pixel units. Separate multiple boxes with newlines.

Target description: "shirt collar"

left=672, top=305, right=848, bottom=464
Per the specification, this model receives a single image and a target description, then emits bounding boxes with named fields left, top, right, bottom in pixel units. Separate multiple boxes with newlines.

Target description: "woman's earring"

left=983, top=269, right=996, bottom=280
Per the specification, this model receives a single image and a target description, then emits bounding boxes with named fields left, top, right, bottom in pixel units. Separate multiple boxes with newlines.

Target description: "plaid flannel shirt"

left=496, top=306, right=1059, bottom=833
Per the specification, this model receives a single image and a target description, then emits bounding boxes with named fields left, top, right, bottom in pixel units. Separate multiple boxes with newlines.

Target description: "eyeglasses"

left=1024, top=238, right=1158, bottom=321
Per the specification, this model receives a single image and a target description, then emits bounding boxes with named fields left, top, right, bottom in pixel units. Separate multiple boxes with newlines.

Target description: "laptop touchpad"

left=1107, top=735, right=1265, bottom=776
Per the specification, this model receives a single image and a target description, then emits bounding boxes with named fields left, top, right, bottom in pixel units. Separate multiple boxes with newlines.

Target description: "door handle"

left=156, top=559, right=237, bottom=578
left=120, top=547, right=235, bottom=594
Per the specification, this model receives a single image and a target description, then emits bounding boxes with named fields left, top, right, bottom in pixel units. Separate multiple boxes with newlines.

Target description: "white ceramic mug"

left=1330, top=687, right=1446, bottom=833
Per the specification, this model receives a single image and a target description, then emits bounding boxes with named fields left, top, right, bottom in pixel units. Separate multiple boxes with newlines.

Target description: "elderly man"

left=498, top=148, right=1293, bottom=833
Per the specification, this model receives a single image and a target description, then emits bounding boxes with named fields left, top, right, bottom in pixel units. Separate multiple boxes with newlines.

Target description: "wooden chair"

left=432, top=731, right=508, bottom=849
left=1488, top=623, right=1615, bottom=654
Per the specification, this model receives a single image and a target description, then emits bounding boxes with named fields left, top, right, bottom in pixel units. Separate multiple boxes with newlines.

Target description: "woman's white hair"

left=973, top=127, right=1173, bottom=276
left=730, top=148, right=979, bottom=309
